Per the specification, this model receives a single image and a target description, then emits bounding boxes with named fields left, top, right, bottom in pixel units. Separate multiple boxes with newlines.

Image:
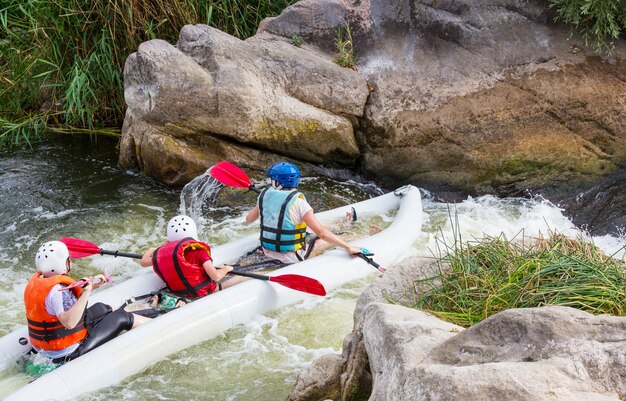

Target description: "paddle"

left=210, top=160, right=261, bottom=193
left=60, top=237, right=143, bottom=259
left=220, top=270, right=326, bottom=296
left=60, top=237, right=326, bottom=296
left=59, top=271, right=112, bottom=291
left=358, top=248, right=386, bottom=273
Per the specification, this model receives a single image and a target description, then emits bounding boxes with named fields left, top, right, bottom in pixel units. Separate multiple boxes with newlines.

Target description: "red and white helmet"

left=167, top=215, right=198, bottom=242
left=35, top=241, right=70, bottom=276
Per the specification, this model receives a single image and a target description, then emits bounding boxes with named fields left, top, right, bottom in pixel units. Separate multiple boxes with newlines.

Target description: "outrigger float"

left=0, top=185, right=423, bottom=401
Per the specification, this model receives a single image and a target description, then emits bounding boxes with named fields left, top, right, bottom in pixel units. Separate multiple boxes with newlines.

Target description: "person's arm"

left=57, top=281, right=92, bottom=329
left=202, top=260, right=233, bottom=282
left=246, top=205, right=259, bottom=224
left=302, top=211, right=361, bottom=255
left=140, top=247, right=155, bottom=267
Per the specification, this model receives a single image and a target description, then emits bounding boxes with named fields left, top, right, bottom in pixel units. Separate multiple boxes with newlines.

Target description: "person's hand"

left=348, top=246, right=361, bottom=256
left=219, top=264, right=234, bottom=280
left=140, top=247, right=156, bottom=268
left=80, top=278, right=93, bottom=294
left=92, top=274, right=106, bottom=289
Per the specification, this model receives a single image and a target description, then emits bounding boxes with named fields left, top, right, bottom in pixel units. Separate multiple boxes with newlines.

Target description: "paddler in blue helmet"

left=245, top=162, right=361, bottom=264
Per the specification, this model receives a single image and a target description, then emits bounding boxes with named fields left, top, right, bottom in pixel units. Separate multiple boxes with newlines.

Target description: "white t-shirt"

left=262, top=193, right=314, bottom=264
left=36, top=285, right=81, bottom=358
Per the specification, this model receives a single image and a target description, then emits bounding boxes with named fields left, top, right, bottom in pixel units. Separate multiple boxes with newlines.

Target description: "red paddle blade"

left=59, top=237, right=102, bottom=258
left=210, top=161, right=253, bottom=189
left=268, top=274, right=327, bottom=296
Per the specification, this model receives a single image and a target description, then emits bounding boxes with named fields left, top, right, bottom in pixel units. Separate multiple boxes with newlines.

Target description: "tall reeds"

left=402, top=231, right=626, bottom=327
left=0, top=0, right=294, bottom=149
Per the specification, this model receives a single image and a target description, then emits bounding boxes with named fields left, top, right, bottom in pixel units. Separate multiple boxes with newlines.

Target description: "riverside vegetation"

left=402, top=229, right=626, bottom=327
left=1, top=0, right=624, bottom=150
left=0, top=0, right=295, bottom=149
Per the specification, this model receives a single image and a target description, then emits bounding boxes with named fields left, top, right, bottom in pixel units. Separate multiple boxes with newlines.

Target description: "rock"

left=121, top=25, right=368, bottom=186
left=286, top=354, right=345, bottom=401
left=121, top=0, right=626, bottom=231
left=287, top=257, right=626, bottom=401
left=392, top=306, right=626, bottom=401
left=119, top=113, right=284, bottom=186
left=258, top=0, right=348, bottom=54
left=354, top=257, right=438, bottom=323
left=259, top=0, right=626, bottom=202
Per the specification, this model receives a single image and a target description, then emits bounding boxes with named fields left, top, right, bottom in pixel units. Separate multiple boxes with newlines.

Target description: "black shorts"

left=52, top=302, right=134, bottom=364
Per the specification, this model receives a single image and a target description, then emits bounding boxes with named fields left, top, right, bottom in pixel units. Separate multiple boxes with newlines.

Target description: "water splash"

left=179, top=167, right=222, bottom=224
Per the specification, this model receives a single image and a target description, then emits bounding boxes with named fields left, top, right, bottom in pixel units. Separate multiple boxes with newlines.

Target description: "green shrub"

left=398, top=232, right=626, bottom=327
left=550, top=0, right=626, bottom=53
left=0, top=0, right=295, bottom=149
left=291, top=35, right=303, bottom=47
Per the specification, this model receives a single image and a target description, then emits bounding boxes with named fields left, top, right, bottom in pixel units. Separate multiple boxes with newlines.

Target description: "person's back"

left=258, top=186, right=310, bottom=258
left=25, top=241, right=148, bottom=364
left=151, top=237, right=215, bottom=298
left=140, top=215, right=233, bottom=299
left=246, top=162, right=360, bottom=264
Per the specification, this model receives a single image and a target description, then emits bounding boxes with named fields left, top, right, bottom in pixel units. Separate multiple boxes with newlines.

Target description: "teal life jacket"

left=258, top=187, right=308, bottom=253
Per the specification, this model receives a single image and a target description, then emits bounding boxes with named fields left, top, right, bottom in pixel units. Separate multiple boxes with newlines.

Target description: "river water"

left=0, top=137, right=624, bottom=400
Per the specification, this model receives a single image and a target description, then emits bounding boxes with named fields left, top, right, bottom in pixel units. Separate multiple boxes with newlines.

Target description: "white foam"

left=4, top=187, right=626, bottom=401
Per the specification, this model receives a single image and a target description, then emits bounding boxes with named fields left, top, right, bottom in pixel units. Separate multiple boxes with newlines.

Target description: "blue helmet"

left=268, top=162, right=300, bottom=188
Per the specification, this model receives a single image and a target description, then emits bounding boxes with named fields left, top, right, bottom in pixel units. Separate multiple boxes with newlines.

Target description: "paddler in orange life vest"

left=140, top=215, right=234, bottom=298
left=245, top=162, right=361, bottom=264
left=24, top=241, right=149, bottom=364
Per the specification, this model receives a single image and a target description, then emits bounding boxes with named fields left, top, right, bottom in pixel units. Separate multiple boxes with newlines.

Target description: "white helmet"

left=35, top=241, right=70, bottom=276
left=167, top=215, right=198, bottom=242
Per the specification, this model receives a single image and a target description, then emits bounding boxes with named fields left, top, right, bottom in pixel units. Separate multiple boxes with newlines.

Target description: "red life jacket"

left=152, top=238, right=216, bottom=298
left=24, top=272, right=87, bottom=351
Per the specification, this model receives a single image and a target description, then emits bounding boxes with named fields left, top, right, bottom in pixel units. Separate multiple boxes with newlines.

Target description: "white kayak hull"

left=1, top=185, right=422, bottom=401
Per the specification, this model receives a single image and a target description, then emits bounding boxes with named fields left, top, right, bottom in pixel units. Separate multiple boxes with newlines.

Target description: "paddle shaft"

left=226, top=270, right=271, bottom=281
left=88, top=244, right=324, bottom=295
left=249, top=185, right=261, bottom=194
left=100, top=249, right=143, bottom=259
left=97, top=251, right=281, bottom=273
left=95, top=249, right=296, bottom=284
left=358, top=253, right=381, bottom=269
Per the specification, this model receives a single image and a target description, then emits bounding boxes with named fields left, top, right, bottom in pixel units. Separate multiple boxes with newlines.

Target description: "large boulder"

left=120, top=25, right=368, bottom=186
left=362, top=304, right=626, bottom=401
left=259, top=0, right=626, bottom=199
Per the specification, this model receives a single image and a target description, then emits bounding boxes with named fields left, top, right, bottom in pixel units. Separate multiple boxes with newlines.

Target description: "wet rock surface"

left=120, top=0, right=626, bottom=233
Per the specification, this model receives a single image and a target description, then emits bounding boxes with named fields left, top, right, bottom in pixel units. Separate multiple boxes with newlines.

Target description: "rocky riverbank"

left=119, top=0, right=625, bottom=235
left=286, top=257, right=626, bottom=401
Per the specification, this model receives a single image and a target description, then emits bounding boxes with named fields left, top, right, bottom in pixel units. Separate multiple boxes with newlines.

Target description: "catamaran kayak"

left=0, top=185, right=422, bottom=401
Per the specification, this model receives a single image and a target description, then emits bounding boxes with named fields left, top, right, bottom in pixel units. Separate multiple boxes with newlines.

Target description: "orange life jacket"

left=24, top=272, right=87, bottom=351
left=152, top=238, right=216, bottom=298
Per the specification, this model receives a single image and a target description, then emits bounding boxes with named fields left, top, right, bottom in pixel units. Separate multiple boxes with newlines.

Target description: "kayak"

left=0, top=185, right=423, bottom=401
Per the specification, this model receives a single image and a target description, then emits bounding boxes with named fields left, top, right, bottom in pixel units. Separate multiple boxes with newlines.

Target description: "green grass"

left=0, top=0, right=295, bottom=150
left=397, top=231, right=626, bottom=327
left=291, top=35, right=303, bottom=47
left=333, top=24, right=356, bottom=69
